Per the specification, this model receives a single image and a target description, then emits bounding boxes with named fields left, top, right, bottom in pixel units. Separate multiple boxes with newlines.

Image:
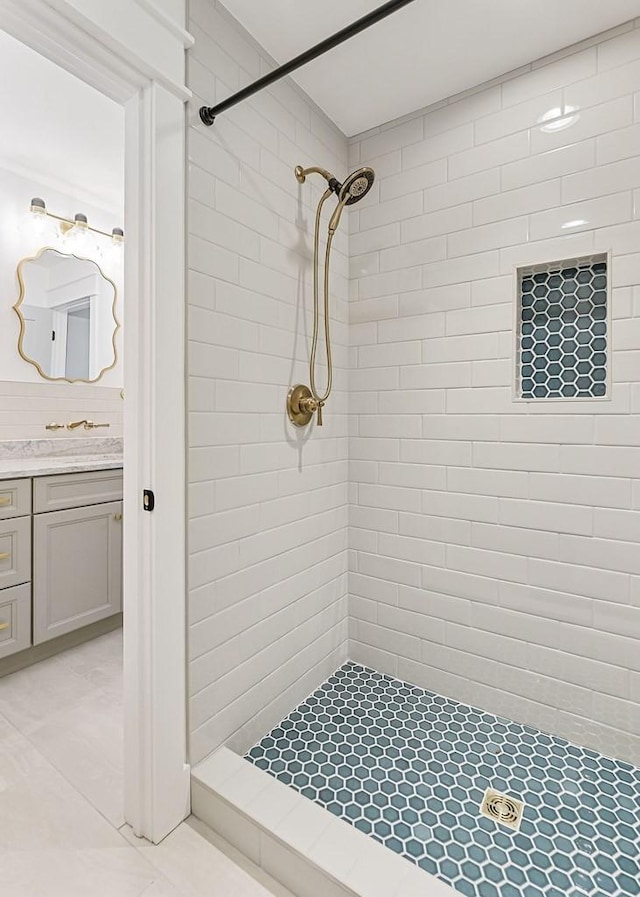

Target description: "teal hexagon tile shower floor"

left=246, top=663, right=640, bottom=897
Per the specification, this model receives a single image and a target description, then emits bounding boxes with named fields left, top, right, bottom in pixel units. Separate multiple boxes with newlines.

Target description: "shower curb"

left=191, top=747, right=457, bottom=897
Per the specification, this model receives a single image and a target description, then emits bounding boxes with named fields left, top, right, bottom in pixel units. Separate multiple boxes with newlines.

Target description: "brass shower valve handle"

left=299, top=395, right=325, bottom=426
left=300, top=393, right=326, bottom=426
left=287, top=384, right=325, bottom=427
left=299, top=395, right=318, bottom=415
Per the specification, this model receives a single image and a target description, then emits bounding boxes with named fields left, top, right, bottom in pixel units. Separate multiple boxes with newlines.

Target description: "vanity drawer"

left=0, top=516, right=31, bottom=590
left=34, top=468, right=123, bottom=513
left=0, top=584, right=31, bottom=659
left=0, top=479, right=31, bottom=520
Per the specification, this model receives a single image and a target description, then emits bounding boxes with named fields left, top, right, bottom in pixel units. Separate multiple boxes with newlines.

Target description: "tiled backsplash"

left=0, top=380, right=123, bottom=441
left=348, top=21, right=640, bottom=762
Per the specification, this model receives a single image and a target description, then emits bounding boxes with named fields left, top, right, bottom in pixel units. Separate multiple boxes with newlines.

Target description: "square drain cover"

left=480, top=788, right=524, bottom=831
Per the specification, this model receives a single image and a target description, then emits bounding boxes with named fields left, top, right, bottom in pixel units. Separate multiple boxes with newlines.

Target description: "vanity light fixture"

left=29, top=197, right=52, bottom=236
left=64, top=213, right=94, bottom=254
left=28, top=198, right=125, bottom=244
left=30, top=197, right=47, bottom=217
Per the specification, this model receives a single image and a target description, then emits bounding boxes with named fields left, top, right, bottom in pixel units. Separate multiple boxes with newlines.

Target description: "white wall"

left=0, top=166, right=124, bottom=439
left=187, top=0, right=350, bottom=764
left=0, top=371, right=124, bottom=441
left=348, top=22, right=640, bottom=765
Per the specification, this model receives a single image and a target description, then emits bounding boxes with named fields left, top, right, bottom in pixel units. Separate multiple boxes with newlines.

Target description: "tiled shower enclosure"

left=187, top=4, right=640, bottom=896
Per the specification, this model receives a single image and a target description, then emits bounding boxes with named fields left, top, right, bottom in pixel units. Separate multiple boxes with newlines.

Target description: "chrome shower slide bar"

left=199, top=0, right=417, bottom=126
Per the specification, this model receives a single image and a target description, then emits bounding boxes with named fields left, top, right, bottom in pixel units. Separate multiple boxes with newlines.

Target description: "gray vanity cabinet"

left=32, top=470, right=123, bottom=644
left=0, top=478, right=32, bottom=660
left=0, top=468, right=123, bottom=660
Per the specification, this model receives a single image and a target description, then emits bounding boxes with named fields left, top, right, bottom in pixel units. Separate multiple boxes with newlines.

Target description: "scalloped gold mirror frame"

left=13, top=246, right=120, bottom=384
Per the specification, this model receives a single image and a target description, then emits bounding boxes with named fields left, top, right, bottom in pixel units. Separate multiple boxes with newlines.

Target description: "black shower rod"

left=199, top=0, right=417, bottom=126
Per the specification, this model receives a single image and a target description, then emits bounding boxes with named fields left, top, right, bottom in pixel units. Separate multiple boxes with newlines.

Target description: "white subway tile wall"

left=348, top=22, right=640, bottom=764
left=0, top=381, right=123, bottom=440
left=187, top=0, right=349, bottom=764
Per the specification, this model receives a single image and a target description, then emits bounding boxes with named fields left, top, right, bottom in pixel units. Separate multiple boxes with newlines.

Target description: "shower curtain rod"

left=199, top=0, right=417, bottom=126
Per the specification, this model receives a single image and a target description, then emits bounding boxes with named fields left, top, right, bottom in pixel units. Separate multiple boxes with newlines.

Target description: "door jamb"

left=0, top=1, right=190, bottom=842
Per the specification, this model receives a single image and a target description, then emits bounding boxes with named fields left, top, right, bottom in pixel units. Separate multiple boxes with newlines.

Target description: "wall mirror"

left=13, top=247, right=119, bottom=383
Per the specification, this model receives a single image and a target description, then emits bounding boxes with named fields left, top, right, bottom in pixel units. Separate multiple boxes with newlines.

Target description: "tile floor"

left=0, top=630, right=285, bottom=897
left=248, top=662, right=640, bottom=897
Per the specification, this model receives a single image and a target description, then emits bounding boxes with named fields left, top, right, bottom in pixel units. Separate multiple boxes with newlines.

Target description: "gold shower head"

left=295, top=165, right=375, bottom=212
left=328, top=167, right=376, bottom=232
left=340, top=167, right=376, bottom=204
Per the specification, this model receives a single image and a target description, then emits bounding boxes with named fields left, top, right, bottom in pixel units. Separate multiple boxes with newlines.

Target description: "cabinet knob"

left=0, top=497, right=11, bottom=506
left=0, top=552, right=10, bottom=560
left=114, top=513, right=123, bottom=521
left=0, top=622, right=9, bottom=631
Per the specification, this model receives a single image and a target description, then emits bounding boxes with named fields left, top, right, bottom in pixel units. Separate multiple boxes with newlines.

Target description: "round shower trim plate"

left=287, top=383, right=315, bottom=427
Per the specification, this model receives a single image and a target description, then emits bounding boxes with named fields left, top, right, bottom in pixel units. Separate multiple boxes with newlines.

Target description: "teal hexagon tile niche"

left=518, top=254, right=608, bottom=400
left=247, top=663, right=639, bottom=897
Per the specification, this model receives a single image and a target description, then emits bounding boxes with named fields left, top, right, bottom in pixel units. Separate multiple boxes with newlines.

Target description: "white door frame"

left=0, top=0, right=192, bottom=842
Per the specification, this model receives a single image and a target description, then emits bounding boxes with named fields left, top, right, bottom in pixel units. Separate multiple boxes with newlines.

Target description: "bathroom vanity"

left=0, top=444, right=123, bottom=664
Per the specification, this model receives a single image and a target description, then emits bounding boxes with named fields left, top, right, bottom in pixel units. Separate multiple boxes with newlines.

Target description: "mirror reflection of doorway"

left=65, top=303, right=90, bottom=380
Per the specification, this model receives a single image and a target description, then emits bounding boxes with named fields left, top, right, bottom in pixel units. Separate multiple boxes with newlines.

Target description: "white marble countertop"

left=0, top=454, right=123, bottom=480
left=0, top=437, right=123, bottom=479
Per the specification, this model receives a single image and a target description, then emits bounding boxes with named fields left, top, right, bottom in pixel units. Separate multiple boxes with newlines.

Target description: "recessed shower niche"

left=516, top=254, right=609, bottom=401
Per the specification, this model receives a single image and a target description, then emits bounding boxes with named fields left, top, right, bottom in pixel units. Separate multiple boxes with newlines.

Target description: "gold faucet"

left=67, top=420, right=110, bottom=431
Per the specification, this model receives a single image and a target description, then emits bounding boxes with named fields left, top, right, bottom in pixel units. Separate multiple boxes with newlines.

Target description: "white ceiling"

left=220, top=0, right=640, bottom=136
left=0, top=30, right=124, bottom=210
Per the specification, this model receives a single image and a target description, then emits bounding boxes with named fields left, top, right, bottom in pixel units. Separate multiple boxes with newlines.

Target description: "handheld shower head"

left=328, top=167, right=376, bottom=232
left=340, top=167, right=376, bottom=205
left=287, top=161, right=376, bottom=428
left=295, top=165, right=375, bottom=208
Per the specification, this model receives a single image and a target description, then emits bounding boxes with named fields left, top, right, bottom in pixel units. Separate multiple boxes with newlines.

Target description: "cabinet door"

left=33, top=501, right=122, bottom=644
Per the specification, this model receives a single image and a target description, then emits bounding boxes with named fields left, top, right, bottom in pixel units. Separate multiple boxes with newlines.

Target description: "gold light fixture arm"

left=29, top=198, right=124, bottom=242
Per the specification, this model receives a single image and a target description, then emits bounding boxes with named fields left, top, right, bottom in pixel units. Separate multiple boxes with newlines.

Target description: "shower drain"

left=479, top=788, right=524, bottom=831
